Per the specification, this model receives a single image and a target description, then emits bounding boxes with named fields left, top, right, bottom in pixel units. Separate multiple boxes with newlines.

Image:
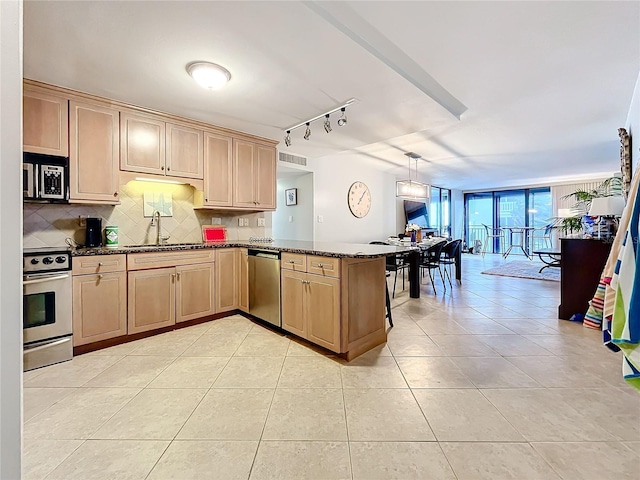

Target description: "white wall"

left=272, top=173, right=314, bottom=241
left=1, top=0, right=23, bottom=477
left=312, top=153, right=397, bottom=243
left=626, top=70, right=640, bottom=172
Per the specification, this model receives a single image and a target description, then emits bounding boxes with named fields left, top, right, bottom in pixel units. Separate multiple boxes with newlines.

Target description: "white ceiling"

left=24, top=1, right=640, bottom=190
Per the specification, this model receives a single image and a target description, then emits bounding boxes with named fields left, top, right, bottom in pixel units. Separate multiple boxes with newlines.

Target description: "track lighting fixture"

left=281, top=99, right=355, bottom=147
left=323, top=114, right=332, bottom=133
left=337, top=107, right=347, bottom=126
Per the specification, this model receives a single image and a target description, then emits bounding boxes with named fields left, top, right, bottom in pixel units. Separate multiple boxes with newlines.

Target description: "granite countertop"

left=71, top=239, right=416, bottom=259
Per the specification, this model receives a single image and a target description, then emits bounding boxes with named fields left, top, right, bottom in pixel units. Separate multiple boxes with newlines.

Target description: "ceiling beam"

left=304, top=1, right=468, bottom=120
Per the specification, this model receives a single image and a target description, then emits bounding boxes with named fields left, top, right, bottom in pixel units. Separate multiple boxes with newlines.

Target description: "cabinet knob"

left=97, top=274, right=103, bottom=279
left=161, top=166, right=165, bottom=171
left=98, top=262, right=103, bottom=266
left=317, top=263, right=324, bottom=268
left=288, top=260, right=295, bottom=264
left=114, top=192, right=118, bottom=197
left=167, top=167, right=170, bottom=171
left=205, top=198, right=208, bottom=202
left=176, top=272, right=180, bottom=280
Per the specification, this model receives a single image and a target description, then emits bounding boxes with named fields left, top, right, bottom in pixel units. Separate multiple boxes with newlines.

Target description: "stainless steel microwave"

left=23, top=152, right=69, bottom=203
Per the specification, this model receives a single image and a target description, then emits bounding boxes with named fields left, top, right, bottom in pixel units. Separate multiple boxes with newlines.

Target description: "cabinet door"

left=281, top=269, right=307, bottom=338
left=166, top=122, right=203, bottom=179
left=238, top=248, right=249, bottom=312
left=306, top=274, right=341, bottom=352
left=233, top=139, right=256, bottom=207
left=176, top=263, right=215, bottom=323
left=69, top=101, right=120, bottom=203
left=128, top=267, right=175, bottom=334
left=120, top=112, right=166, bottom=175
left=216, top=249, right=238, bottom=312
left=73, top=272, right=127, bottom=346
left=203, top=132, right=233, bottom=206
left=23, top=89, right=68, bottom=156
left=255, top=145, right=276, bottom=209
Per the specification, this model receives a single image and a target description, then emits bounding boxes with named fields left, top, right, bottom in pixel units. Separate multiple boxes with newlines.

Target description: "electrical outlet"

left=257, top=218, right=265, bottom=227
left=78, top=215, right=87, bottom=227
left=317, top=215, right=324, bottom=223
left=238, top=218, right=244, bottom=227
left=244, top=218, right=250, bottom=226
left=211, top=217, right=222, bottom=225
left=288, top=216, right=293, bottom=223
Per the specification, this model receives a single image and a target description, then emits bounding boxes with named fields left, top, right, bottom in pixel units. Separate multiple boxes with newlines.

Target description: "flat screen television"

left=404, top=200, right=429, bottom=229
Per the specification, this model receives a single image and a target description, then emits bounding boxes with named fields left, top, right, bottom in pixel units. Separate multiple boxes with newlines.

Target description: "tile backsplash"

left=23, top=181, right=271, bottom=248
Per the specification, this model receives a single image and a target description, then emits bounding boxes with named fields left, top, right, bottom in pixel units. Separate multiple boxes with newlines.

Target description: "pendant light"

left=396, top=152, right=430, bottom=198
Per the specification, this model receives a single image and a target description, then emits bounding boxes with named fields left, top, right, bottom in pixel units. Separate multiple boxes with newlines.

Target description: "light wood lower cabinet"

left=72, top=254, right=127, bottom=346
left=176, top=263, right=215, bottom=322
left=128, top=267, right=176, bottom=334
left=281, top=257, right=341, bottom=352
left=281, top=256, right=386, bottom=358
left=281, top=269, right=341, bottom=352
left=238, top=248, right=249, bottom=312
left=215, top=249, right=238, bottom=313
left=72, top=271, right=127, bottom=346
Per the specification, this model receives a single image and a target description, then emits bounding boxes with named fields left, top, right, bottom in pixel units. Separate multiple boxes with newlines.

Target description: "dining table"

left=387, top=237, right=461, bottom=297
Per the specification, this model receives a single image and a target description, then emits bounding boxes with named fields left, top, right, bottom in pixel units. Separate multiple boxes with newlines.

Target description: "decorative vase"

left=410, top=230, right=416, bottom=244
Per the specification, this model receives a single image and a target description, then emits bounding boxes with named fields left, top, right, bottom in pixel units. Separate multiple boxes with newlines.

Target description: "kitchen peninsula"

left=71, top=241, right=413, bottom=361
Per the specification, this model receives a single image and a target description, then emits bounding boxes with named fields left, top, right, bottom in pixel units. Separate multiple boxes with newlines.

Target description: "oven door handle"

left=23, top=273, right=70, bottom=286
left=24, top=337, right=71, bottom=354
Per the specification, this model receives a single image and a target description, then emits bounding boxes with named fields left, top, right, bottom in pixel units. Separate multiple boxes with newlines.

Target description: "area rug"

left=481, top=261, right=560, bottom=282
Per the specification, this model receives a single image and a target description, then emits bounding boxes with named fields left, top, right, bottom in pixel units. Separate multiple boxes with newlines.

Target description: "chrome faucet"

left=150, top=210, right=170, bottom=245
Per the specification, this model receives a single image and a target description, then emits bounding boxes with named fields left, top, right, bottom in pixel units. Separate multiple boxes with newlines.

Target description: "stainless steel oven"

left=23, top=248, right=73, bottom=371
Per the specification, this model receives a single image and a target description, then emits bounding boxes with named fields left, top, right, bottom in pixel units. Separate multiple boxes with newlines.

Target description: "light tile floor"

left=22, top=254, right=640, bottom=480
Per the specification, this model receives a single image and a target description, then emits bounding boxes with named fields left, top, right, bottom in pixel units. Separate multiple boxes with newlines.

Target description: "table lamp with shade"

left=587, top=196, right=625, bottom=239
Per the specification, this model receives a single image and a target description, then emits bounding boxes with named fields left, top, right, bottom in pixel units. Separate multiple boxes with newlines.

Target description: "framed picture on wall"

left=285, top=188, right=298, bottom=206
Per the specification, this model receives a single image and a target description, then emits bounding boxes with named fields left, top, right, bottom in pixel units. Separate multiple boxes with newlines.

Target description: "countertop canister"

left=105, top=226, right=118, bottom=248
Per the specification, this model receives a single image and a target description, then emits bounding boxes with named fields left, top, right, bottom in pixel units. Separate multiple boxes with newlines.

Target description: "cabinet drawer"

left=307, top=255, right=340, bottom=278
left=72, top=254, right=126, bottom=275
left=127, top=249, right=215, bottom=270
left=281, top=253, right=306, bottom=272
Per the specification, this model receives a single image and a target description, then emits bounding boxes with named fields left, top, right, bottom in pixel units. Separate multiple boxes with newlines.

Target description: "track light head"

left=323, top=114, right=332, bottom=133
left=337, top=107, right=347, bottom=127
left=284, top=131, right=292, bottom=147
left=303, top=123, right=311, bottom=140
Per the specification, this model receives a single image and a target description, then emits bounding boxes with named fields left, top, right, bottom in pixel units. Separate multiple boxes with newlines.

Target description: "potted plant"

left=552, top=176, right=623, bottom=236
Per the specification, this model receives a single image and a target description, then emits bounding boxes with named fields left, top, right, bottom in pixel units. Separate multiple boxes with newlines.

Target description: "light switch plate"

left=257, top=218, right=265, bottom=227
left=288, top=216, right=293, bottom=223
left=317, top=215, right=324, bottom=223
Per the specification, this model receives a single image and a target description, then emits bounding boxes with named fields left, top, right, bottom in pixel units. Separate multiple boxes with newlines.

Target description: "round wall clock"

left=347, top=181, right=371, bottom=218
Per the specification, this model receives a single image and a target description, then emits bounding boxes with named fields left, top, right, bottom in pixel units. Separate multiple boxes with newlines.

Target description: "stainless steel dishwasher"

left=248, top=249, right=281, bottom=327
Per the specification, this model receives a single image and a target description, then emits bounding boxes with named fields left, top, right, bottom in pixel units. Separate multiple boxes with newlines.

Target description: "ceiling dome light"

left=186, top=61, right=231, bottom=90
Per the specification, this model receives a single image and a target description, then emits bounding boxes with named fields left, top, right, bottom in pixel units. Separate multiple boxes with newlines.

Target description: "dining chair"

left=419, top=240, right=447, bottom=294
left=530, top=223, right=554, bottom=250
left=370, top=241, right=409, bottom=298
left=481, top=224, right=505, bottom=257
left=440, top=239, right=462, bottom=287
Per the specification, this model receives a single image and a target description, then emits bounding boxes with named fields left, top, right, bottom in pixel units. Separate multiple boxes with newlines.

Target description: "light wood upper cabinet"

left=238, top=248, right=249, bottom=312
left=233, top=139, right=256, bottom=207
left=69, top=101, right=120, bottom=203
left=255, top=145, right=276, bottom=209
left=128, top=267, right=176, bottom=334
left=166, top=122, right=203, bottom=179
left=176, top=263, right=215, bottom=322
left=232, top=140, right=277, bottom=210
left=23, top=89, right=69, bottom=156
left=72, top=271, right=127, bottom=346
left=120, top=112, right=166, bottom=175
left=201, top=132, right=233, bottom=207
left=216, top=249, right=238, bottom=312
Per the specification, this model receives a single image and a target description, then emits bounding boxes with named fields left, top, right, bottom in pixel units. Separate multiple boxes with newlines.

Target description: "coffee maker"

left=85, top=217, right=102, bottom=247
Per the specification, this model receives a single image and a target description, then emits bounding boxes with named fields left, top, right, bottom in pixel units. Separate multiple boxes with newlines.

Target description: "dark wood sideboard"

left=558, top=238, right=612, bottom=320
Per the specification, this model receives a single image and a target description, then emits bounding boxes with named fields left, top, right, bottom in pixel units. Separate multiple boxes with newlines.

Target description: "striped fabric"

left=584, top=279, right=607, bottom=329
left=609, top=186, right=640, bottom=390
